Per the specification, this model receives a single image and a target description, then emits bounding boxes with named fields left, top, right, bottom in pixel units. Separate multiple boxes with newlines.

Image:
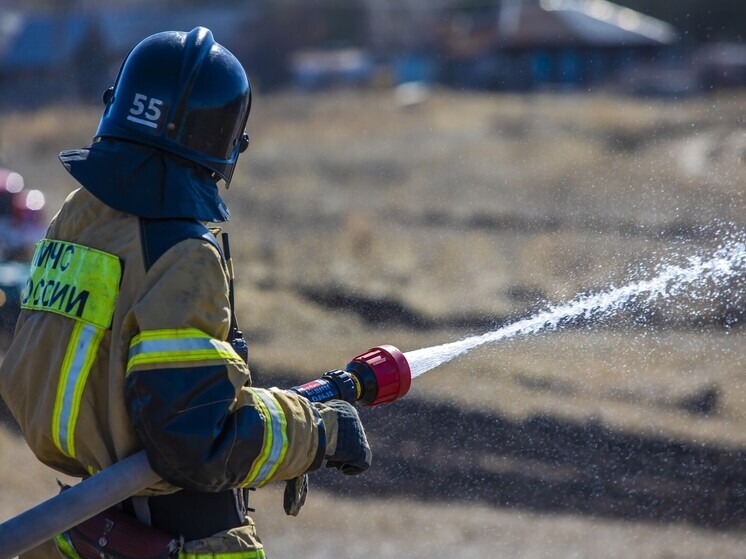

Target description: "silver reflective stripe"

left=129, top=336, right=217, bottom=359
left=126, top=329, right=238, bottom=373
left=252, top=389, right=288, bottom=485
left=54, top=322, right=102, bottom=457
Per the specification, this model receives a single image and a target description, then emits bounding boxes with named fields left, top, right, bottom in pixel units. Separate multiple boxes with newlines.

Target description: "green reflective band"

left=54, top=532, right=84, bottom=559
left=52, top=321, right=104, bottom=458
left=22, top=238, right=122, bottom=329
left=241, top=389, right=288, bottom=488
left=253, top=389, right=288, bottom=486
left=127, top=328, right=241, bottom=373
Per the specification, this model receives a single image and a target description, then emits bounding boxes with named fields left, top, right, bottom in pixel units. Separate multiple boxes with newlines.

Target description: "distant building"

left=694, top=42, right=746, bottom=90
left=290, top=48, right=374, bottom=90
left=439, top=0, right=679, bottom=91
left=0, top=1, right=734, bottom=104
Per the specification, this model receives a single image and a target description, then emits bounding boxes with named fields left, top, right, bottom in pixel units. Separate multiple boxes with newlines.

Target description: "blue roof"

left=3, top=13, right=91, bottom=70
left=1, top=6, right=260, bottom=73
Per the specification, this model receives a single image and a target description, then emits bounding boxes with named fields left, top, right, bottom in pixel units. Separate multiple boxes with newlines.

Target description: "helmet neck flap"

left=60, top=139, right=231, bottom=222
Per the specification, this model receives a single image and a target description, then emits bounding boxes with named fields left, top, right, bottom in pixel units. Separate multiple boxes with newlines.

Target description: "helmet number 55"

left=126, top=93, right=163, bottom=129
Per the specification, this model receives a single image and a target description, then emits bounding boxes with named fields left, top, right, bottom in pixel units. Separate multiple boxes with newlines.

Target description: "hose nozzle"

left=345, top=345, right=411, bottom=406
left=291, top=344, right=412, bottom=406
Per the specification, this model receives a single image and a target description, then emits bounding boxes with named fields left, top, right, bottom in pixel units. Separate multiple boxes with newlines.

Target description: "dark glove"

left=283, top=474, right=309, bottom=516
left=323, top=400, right=372, bottom=475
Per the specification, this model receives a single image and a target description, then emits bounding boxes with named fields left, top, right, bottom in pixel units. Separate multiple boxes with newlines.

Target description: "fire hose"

left=0, top=345, right=411, bottom=558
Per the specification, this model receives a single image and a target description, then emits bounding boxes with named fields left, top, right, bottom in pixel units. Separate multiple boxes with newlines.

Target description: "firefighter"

left=0, top=27, right=371, bottom=558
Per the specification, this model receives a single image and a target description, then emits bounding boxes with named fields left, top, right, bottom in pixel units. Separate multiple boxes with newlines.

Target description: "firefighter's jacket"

left=0, top=187, right=331, bottom=492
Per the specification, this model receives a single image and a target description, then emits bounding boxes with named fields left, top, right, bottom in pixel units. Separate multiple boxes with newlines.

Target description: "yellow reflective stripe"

left=241, top=393, right=272, bottom=488
left=240, top=389, right=288, bottom=488
left=180, top=550, right=265, bottom=559
left=52, top=321, right=104, bottom=458
left=54, top=532, right=84, bottom=559
left=132, top=327, right=211, bottom=343
left=253, top=389, right=288, bottom=485
left=22, top=238, right=121, bottom=329
left=127, top=328, right=240, bottom=372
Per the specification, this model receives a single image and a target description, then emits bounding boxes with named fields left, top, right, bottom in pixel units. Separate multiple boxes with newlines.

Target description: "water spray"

left=292, top=236, right=744, bottom=405
left=404, top=237, right=745, bottom=379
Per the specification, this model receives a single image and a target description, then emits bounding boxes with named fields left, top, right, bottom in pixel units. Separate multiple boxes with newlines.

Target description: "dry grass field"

left=0, top=88, right=745, bottom=557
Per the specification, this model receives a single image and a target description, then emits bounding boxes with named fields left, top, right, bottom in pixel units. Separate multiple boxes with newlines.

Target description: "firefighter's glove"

left=322, top=399, right=372, bottom=475
left=283, top=474, right=309, bottom=516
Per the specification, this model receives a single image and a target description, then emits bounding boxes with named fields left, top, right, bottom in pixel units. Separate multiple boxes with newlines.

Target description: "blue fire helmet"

left=95, top=27, right=251, bottom=185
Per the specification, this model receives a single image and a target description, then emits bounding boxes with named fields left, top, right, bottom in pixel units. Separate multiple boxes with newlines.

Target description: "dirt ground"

left=0, top=89, right=744, bottom=557
left=2, top=430, right=746, bottom=559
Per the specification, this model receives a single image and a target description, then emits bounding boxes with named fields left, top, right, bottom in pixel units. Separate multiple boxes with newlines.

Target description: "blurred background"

left=0, top=1, right=745, bottom=557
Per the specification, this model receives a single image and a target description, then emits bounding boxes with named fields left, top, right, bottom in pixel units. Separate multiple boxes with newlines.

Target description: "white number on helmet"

left=126, top=93, right=163, bottom=129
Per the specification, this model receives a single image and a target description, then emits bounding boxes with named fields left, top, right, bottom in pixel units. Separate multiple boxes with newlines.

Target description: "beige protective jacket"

left=0, top=186, right=332, bottom=494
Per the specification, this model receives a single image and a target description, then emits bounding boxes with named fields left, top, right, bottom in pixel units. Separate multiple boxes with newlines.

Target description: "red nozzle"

left=346, top=345, right=411, bottom=406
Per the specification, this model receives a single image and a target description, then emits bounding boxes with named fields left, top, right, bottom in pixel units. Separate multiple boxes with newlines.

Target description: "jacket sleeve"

left=124, top=237, right=330, bottom=492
